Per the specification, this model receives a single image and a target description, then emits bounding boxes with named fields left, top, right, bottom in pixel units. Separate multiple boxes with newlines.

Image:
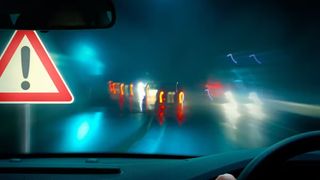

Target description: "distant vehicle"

left=205, top=81, right=227, bottom=103
left=154, top=82, right=184, bottom=104
left=152, top=82, right=185, bottom=121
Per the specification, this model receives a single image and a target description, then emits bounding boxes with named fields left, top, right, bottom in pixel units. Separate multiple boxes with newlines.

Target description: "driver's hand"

left=216, top=173, right=236, bottom=180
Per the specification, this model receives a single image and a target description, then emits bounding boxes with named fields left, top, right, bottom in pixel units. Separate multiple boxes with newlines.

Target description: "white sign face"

left=0, top=30, right=73, bottom=104
left=0, top=36, right=58, bottom=92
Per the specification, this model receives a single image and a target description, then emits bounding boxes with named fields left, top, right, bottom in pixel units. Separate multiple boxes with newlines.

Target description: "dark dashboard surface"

left=0, top=150, right=319, bottom=179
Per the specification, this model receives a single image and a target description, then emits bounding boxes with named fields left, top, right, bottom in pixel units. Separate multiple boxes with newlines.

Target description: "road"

left=0, top=89, right=319, bottom=156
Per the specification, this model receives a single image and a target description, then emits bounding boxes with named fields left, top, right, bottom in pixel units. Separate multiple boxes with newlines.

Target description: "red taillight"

left=158, top=104, right=166, bottom=125
left=176, top=104, right=184, bottom=124
left=112, top=83, right=117, bottom=94
left=206, top=81, right=224, bottom=97
left=108, top=81, right=113, bottom=93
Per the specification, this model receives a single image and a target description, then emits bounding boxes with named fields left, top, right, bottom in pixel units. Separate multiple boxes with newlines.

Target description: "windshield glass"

left=0, top=0, right=319, bottom=156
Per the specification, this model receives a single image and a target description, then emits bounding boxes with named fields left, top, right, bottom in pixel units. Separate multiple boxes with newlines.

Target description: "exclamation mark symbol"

left=21, top=46, right=30, bottom=90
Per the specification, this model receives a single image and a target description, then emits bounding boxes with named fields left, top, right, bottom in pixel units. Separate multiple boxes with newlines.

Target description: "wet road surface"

left=0, top=89, right=319, bottom=156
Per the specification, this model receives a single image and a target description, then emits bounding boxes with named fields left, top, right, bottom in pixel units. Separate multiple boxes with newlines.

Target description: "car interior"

left=0, top=0, right=319, bottom=179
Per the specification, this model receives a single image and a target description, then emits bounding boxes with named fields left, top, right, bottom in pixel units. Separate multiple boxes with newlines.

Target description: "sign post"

left=23, top=104, right=31, bottom=153
left=0, top=30, right=74, bottom=153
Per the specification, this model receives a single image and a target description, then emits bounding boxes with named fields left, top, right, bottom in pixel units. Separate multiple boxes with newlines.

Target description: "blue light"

left=62, top=111, right=103, bottom=152
left=227, top=53, right=237, bottom=64
left=77, top=121, right=90, bottom=140
left=72, top=43, right=105, bottom=75
left=79, top=45, right=96, bottom=60
left=249, top=54, right=262, bottom=64
left=205, top=88, right=213, bottom=101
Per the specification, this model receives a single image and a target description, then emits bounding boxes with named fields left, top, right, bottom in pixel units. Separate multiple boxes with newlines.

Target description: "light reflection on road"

left=58, top=109, right=153, bottom=153
left=1, top=93, right=319, bottom=155
left=62, top=111, right=103, bottom=152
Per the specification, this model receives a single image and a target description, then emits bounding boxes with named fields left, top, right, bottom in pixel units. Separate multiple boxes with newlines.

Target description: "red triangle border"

left=0, top=30, right=74, bottom=103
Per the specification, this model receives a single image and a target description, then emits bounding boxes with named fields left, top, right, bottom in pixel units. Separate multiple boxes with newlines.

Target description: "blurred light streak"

left=119, top=94, right=125, bottom=110
left=245, top=92, right=266, bottom=120
left=145, top=89, right=158, bottom=111
left=159, top=91, right=165, bottom=104
left=178, top=91, right=184, bottom=105
left=249, top=54, right=262, bottom=64
left=266, top=99, right=320, bottom=118
left=205, top=89, right=213, bottom=101
left=206, top=81, right=224, bottom=97
left=145, top=84, right=150, bottom=96
left=222, top=121, right=264, bottom=147
left=145, top=84, right=150, bottom=110
left=206, top=82, right=223, bottom=89
left=129, top=83, right=134, bottom=96
left=227, top=53, right=237, bottom=64
left=147, top=89, right=158, bottom=105
left=158, top=104, right=166, bottom=125
left=120, top=83, right=125, bottom=96
left=137, top=82, right=146, bottom=112
left=176, top=104, right=185, bottom=124
left=108, top=81, right=113, bottom=93
left=222, top=91, right=240, bottom=129
left=112, top=82, right=117, bottom=94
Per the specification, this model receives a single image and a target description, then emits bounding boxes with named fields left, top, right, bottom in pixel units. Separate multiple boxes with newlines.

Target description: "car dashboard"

left=0, top=150, right=319, bottom=179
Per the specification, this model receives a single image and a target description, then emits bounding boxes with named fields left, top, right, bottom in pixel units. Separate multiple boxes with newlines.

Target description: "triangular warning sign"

left=0, top=30, right=74, bottom=103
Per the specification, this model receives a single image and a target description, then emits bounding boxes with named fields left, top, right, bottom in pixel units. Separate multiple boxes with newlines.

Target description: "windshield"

left=0, top=0, right=319, bottom=156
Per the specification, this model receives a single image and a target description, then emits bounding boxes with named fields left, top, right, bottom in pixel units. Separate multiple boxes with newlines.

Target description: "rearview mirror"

left=0, top=0, right=116, bottom=30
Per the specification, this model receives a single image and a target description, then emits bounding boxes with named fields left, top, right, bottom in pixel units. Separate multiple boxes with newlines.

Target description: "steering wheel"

left=238, top=131, right=320, bottom=180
